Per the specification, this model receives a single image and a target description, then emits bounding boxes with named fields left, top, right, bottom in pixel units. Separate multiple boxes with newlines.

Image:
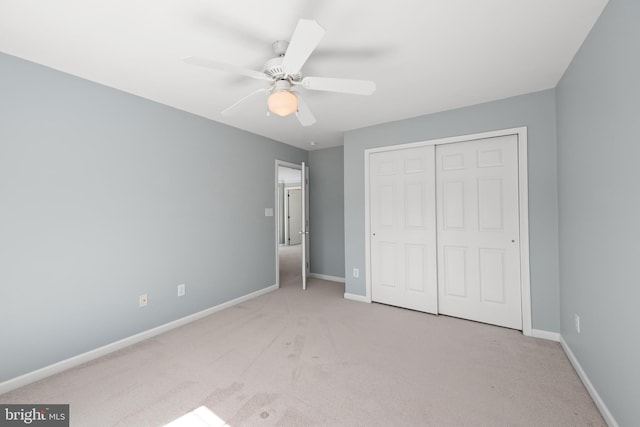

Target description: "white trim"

left=363, top=127, right=532, bottom=335
left=301, top=162, right=310, bottom=290
left=309, top=273, right=345, bottom=283
left=517, top=130, right=532, bottom=337
left=560, top=336, right=619, bottom=427
left=530, top=329, right=560, bottom=342
left=344, top=293, right=372, bottom=303
left=284, top=186, right=289, bottom=246
left=0, top=284, right=278, bottom=395
left=363, top=148, right=372, bottom=302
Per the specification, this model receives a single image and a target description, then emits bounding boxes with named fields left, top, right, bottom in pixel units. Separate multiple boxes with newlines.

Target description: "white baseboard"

left=308, top=273, right=345, bottom=283
left=560, top=335, right=618, bottom=427
left=344, top=293, right=371, bottom=303
left=531, top=328, right=561, bottom=342
left=0, top=284, right=278, bottom=396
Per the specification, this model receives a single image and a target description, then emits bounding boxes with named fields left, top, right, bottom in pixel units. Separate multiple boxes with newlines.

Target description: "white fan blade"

left=295, top=93, right=316, bottom=127
left=281, top=19, right=325, bottom=76
left=183, top=56, right=272, bottom=82
left=221, top=88, right=268, bottom=115
left=300, top=76, right=376, bottom=95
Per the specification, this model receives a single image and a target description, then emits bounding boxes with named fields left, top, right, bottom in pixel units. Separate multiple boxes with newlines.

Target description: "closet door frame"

left=364, top=127, right=532, bottom=336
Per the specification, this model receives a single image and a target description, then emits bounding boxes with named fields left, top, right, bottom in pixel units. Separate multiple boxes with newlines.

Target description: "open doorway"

left=285, top=187, right=302, bottom=246
left=276, top=162, right=303, bottom=289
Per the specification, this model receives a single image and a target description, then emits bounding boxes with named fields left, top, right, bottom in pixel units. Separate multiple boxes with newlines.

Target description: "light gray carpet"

left=1, top=245, right=605, bottom=426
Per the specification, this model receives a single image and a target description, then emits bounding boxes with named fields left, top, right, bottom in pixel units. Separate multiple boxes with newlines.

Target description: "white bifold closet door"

left=436, top=135, right=521, bottom=329
left=370, top=146, right=438, bottom=314
left=370, top=134, right=522, bottom=330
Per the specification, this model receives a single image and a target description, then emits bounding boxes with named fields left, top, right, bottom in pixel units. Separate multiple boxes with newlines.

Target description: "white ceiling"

left=0, top=0, right=608, bottom=151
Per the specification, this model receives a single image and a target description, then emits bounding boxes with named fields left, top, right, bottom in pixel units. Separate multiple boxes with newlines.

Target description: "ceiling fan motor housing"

left=262, top=56, right=302, bottom=81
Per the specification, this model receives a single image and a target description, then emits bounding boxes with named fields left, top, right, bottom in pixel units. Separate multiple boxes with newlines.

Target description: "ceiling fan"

left=183, top=19, right=376, bottom=126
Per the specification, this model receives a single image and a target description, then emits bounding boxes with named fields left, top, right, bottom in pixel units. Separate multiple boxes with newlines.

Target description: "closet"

left=367, top=131, right=527, bottom=330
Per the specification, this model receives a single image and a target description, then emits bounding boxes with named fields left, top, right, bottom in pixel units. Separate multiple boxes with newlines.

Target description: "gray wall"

left=0, top=52, right=307, bottom=382
left=344, top=89, right=560, bottom=332
left=308, top=146, right=345, bottom=278
left=556, top=1, right=640, bottom=425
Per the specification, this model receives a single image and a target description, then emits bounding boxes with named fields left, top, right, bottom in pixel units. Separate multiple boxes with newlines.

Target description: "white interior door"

left=370, top=146, right=438, bottom=313
left=301, top=162, right=310, bottom=290
left=436, top=135, right=522, bottom=329
left=287, top=188, right=302, bottom=245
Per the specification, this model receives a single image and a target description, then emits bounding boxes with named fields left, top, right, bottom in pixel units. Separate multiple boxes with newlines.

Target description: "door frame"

left=364, top=127, right=532, bottom=336
left=275, top=160, right=303, bottom=288
left=301, top=162, right=310, bottom=290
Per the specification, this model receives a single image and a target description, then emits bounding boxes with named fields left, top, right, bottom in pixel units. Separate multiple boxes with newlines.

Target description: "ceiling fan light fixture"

left=268, top=90, right=298, bottom=116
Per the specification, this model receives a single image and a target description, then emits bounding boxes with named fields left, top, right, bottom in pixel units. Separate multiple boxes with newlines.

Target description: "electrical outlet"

left=139, top=294, right=148, bottom=308
left=177, top=283, right=186, bottom=297
left=353, top=268, right=359, bottom=278
left=574, top=313, right=580, bottom=334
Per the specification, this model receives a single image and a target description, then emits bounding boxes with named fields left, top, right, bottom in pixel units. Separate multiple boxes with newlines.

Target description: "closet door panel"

left=370, top=146, right=438, bottom=314
left=436, top=135, right=522, bottom=330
